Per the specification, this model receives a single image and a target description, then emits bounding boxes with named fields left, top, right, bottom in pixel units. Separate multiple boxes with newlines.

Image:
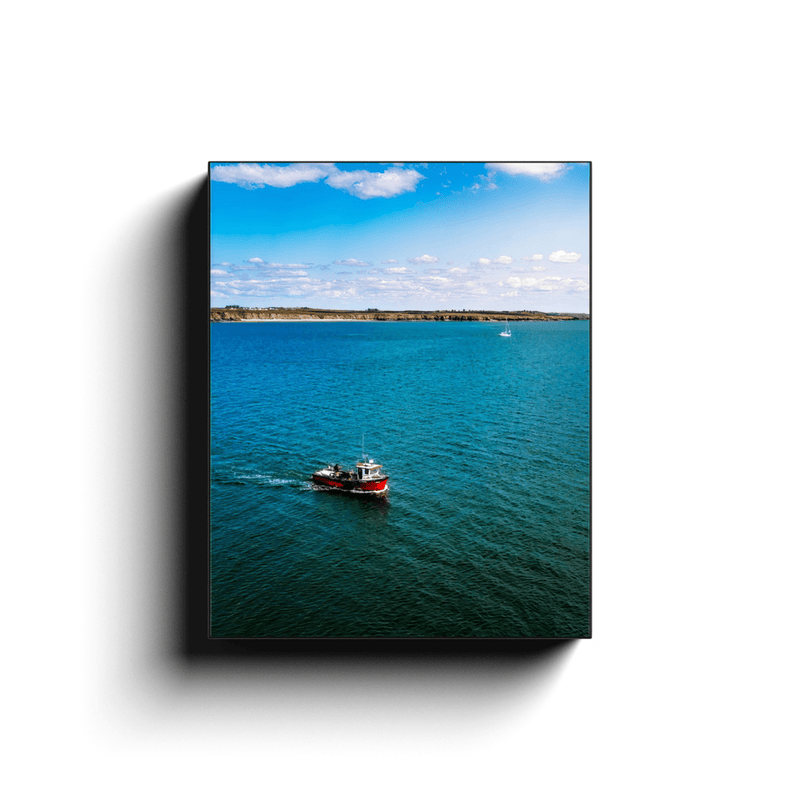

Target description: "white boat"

left=499, top=321, right=511, bottom=337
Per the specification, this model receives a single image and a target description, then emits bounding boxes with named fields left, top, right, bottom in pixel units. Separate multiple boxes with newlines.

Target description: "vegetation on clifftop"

left=210, top=307, right=589, bottom=322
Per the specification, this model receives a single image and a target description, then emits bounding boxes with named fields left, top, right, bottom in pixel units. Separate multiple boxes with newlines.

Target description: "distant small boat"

left=499, top=321, right=511, bottom=337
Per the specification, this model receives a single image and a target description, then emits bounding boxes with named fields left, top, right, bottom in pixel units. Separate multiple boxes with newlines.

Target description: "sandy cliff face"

left=210, top=308, right=588, bottom=322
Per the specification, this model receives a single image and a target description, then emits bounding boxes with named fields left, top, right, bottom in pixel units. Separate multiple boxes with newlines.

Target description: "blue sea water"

left=210, top=320, right=590, bottom=638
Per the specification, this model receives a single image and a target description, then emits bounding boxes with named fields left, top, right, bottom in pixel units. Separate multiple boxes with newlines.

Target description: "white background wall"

left=3, top=2, right=798, bottom=798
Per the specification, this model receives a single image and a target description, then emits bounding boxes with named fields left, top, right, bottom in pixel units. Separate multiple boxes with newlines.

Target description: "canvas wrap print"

left=209, top=161, right=591, bottom=638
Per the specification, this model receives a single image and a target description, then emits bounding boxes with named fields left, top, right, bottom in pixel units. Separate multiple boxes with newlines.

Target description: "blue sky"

left=210, top=162, right=590, bottom=312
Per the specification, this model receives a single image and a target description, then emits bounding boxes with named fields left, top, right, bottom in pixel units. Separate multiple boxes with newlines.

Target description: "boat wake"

left=229, top=472, right=305, bottom=488
left=311, top=482, right=388, bottom=496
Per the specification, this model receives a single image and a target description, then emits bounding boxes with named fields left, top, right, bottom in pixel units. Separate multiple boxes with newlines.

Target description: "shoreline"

left=223, top=318, right=588, bottom=322
left=232, top=317, right=398, bottom=322
left=210, top=308, right=589, bottom=323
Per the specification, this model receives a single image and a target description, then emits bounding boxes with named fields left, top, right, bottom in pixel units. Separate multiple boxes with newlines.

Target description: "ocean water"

left=210, top=320, right=590, bottom=637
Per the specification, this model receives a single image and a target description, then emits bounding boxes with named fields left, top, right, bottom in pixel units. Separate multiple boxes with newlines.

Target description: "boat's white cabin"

left=356, top=459, right=382, bottom=479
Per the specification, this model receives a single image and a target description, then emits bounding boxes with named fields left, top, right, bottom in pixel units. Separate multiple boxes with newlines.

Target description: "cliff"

left=210, top=307, right=589, bottom=322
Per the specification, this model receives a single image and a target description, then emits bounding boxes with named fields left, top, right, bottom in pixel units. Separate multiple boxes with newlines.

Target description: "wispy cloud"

left=243, top=259, right=311, bottom=270
left=522, top=254, right=543, bottom=261
left=502, top=275, right=589, bottom=293
left=212, top=268, right=495, bottom=304
left=333, top=258, right=372, bottom=268
left=408, top=254, right=439, bottom=265
left=211, top=163, right=424, bottom=199
left=562, top=278, right=589, bottom=292
left=474, top=255, right=516, bottom=269
left=212, top=163, right=331, bottom=189
left=486, top=163, right=569, bottom=181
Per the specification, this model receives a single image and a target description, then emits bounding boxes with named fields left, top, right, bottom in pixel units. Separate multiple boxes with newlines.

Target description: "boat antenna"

left=362, top=433, right=366, bottom=462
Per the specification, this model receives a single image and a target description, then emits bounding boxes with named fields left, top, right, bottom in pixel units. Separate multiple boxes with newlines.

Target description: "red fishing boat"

left=311, top=456, right=388, bottom=494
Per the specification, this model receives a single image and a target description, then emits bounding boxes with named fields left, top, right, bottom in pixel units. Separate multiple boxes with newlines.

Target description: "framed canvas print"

left=209, top=161, right=590, bottom=638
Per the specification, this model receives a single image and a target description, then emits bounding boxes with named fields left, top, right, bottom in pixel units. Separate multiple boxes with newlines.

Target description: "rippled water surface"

left=211, top=320, right=590, bottom=637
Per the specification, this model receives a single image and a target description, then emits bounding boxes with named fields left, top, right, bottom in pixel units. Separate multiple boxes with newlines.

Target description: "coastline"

left=210, top=308, right=589, bottom=323
left=233, top=318, right=390, bottom=322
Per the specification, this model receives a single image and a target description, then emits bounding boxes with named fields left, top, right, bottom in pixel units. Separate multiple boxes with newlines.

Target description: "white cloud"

left=211, top=162, right=424, bottom=199
left=474, top=256, right=517, bottom=269
left=506, top=276, right=536, bottom=288
left=486, top=163, right=569, bottom=181
left=522, top=254, right=543, bottom=261
left=217, top=276, right=324, bottom=298
left=562, top=278, right=590, bottom=292
left=247, top=257, right=264, bottom=263
left=500, top=274, right=588, bottom=294
left=408, top=254, right=439, bottom=264
left=211, top=251, right=584, bottom=306
left=210, top=269, right=230, bottom=276
left=324, top=165, right=424, bottom=199
left=333, top=258, right=372, bottom=267
left=212, top=163, right=331, bottom=188
left=381, top=259, right=399, bottom=264
left=549, top=250, right=581, bottom=263
left=505, top=275, right=562, bottom=290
